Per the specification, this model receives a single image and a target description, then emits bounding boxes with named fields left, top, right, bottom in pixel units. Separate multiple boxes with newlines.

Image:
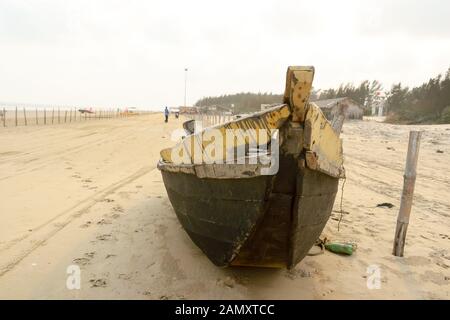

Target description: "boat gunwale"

left=157, top=158, right=277, bottom=179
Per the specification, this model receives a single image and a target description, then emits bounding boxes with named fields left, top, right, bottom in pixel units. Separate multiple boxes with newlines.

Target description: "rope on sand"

left=338, top=167, right=347, bottom=232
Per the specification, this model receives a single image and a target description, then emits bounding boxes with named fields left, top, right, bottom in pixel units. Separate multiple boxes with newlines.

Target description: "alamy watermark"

left=66, top=264, right=81, bottom=290
left=366, top=264, right=381, bottom=290
left=170, top=124, right=280, bottom=175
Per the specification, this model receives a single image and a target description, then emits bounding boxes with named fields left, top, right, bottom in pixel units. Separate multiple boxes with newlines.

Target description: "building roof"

left=313, top=97, right=355, bottom=109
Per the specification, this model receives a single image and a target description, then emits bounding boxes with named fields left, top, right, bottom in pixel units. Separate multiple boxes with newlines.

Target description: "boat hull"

left=230, top=158, right=339, bottom=268
left=158, top=66, right=344, bottom=269
left=161, top=170, right=274, bottom=267
left=160, top=163, right=338, bottom=268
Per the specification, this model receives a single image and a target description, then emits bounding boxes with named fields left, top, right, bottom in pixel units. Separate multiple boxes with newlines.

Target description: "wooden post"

left=331, top=102, right=347, bottom=136
left=2, top=108, right=5, bottom=127
left=15, top=107, right=18, bottom=126
left=58, top=108, right=60, bottom=124
left=35, top=108, right=38, bottom=125
left=69, top=109, right=72, bottom=122
left=44, top=108, right=46, bottom=125
left=64, top=110, right=67, bottom=123
left=52, top=108, right=54, bottom=124
left=393, top=131, right=422, bottom=257
left=23, top=108, right=27, bottom=126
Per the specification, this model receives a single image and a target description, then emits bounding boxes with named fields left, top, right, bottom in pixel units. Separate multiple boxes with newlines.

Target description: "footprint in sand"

left=112, top=205, right=124, bottom=213
left=96, top=234, right=113, bottom=241
left=118, top=273, right=133, bottom=280
left=97, top=218, right=112, bottom=225
left=89, top=279, right=107, bottom=288
left=321, top=288, right=335, bottom=297
left=365, top=227, right=377, bottom=235
left=436, top=261, right=449, bottom=269
left=100, top=198, right=115, bottom=203
left=73, top=252, right=95, bottom=266
left=80, top=221, right=92, bottom=228
left=284, top=268, right=312, bottom=280
left=82, top=184, right=98, bottom=190
left=217, top=276, right=236, bottom=288
left=439, top=234, right=449, bottom=240
left=428, top=249, right=450, bottom=262
left=109, top=213, right=121, bottom=219
left=420, top=271, right=448, bottom=286
left=73, top=257, right=90, bottom=266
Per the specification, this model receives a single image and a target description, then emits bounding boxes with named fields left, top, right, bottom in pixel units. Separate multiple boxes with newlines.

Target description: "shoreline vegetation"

left=194, top=68, right=450, bottom=125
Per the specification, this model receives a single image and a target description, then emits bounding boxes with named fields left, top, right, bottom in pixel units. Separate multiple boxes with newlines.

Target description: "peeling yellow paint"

left=303, top=102, right=344, bottom=178
left=160, top=104, right=291, bottom=164
left=160, top=66, right=344, bottom=179
left=283, top=66, right=315, bottom=122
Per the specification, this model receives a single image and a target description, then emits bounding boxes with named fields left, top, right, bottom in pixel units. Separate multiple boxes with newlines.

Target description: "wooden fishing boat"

left=158, top=66, right=345, bottom=269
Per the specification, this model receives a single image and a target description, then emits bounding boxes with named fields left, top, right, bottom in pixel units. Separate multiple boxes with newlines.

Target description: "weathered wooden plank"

left=160, top=104, right=290, bottom=164
left=303, top=103, right=345, bottom=178
left=283, top=66, right=315, bottom=122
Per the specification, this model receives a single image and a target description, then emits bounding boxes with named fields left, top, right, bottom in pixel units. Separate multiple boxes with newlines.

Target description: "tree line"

left=195, top=93, right=283, bottom=114
left=386, top=69, right=450, bottom=124
left=314, top=80, right=383, bottom=116
left=194, top=68, right=450, bottom=124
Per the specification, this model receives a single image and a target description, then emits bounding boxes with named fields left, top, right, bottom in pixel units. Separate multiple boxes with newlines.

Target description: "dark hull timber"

left=159, top=156, right=338, bottom=268
left=158, top=66, right=345, bottom=269
left=160, top=171, right=273, bottom=266
left=231, top=155, right=339, bottom=268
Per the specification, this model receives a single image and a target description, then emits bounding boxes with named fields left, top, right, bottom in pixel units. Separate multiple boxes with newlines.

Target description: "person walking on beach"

left=164, top=106, right=169, bottom=123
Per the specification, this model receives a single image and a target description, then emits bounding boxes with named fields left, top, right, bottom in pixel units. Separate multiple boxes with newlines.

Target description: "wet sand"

left=0, top=115, right=448, bottom=299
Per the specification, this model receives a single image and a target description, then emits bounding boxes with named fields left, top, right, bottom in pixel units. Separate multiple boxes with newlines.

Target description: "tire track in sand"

left=0, top=165, right=156, bottom=277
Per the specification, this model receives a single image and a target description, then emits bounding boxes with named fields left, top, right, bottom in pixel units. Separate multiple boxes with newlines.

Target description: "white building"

left=371, top=91, right=387, bottom=116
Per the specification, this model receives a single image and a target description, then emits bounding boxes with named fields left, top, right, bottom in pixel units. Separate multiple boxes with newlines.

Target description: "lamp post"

left=184, top=68, right=188, bottom=108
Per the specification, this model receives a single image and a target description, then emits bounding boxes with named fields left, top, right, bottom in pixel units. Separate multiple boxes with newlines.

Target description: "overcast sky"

left=0, top=0, right=449, bottom=109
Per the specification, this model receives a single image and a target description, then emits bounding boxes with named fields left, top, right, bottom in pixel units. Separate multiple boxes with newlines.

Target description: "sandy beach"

left=0, top=114, right=448, bottom=299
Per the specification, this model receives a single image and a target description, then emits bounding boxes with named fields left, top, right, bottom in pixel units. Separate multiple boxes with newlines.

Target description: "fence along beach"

left=0, top=105, right=153, bottom=127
